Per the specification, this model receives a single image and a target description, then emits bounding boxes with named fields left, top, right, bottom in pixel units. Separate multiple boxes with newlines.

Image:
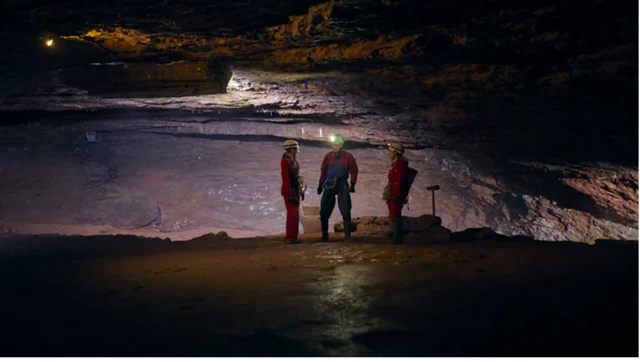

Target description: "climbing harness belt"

left=323, top=152, right=344, bottom=191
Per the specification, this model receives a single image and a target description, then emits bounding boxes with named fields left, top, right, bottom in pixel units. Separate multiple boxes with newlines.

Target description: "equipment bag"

left=400, top=167, right=418, bottom=203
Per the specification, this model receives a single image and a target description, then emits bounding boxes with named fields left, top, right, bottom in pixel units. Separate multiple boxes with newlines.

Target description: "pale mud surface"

left=1, top=114, right=636, bottom=242
left=0, top=118, right=476, bottom=238
left=0, top=233, right=636, bottom=356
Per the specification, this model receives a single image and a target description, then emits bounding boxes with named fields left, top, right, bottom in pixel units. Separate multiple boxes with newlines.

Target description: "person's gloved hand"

left=317, top=183, right=323, bottom=195
left=348, top=183, right=356, bottom=193
left=301, top=193, right=305, bottom=201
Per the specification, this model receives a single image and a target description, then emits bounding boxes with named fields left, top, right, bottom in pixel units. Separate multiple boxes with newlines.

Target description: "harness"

left=323, top=151, right=346, bottom=191
left=287, top=155, right=306, bottom=197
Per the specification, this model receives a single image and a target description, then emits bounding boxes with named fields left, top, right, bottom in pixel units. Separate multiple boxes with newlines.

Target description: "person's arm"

left=348, top=153, right=359, bottom=186
left=281, top=157, right=292, bottom=196
left=319, top=153, right=329, bottom=185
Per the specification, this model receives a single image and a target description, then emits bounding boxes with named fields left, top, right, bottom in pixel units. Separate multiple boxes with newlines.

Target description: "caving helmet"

left=388, top=142, right=405, bottom=154
left=329, top=134, right=345, bottom=145
left=284, top=139, right=300, bottom=149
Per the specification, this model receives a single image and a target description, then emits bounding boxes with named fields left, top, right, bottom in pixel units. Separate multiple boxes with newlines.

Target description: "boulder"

left=188, top=231, right=231, bottom=243
left=404, top=214, right=442, bottom=232
left=334, top=216, right=390, bottom=236
left=334, top=214, right=448, bottom=241
left=406, top=225, right=452, bottom=244
left=451, top=227, right=503, bottom=242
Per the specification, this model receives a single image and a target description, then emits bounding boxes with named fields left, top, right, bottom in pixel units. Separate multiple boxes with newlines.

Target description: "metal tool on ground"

left=426, top=185, right=440, bottom=216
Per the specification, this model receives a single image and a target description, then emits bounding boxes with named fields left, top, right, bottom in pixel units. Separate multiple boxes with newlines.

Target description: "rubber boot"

left=386, top=219, right=394, bottom=238
left=343, top=218, right=352, bottom=241
left=320, top=216, right=329, bottom=242
left=392, top=217, right=404, bottom=244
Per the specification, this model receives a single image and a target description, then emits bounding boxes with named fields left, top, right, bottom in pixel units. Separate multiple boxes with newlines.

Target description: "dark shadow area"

left=353, top=264, right=638, bottom=356
left=448, top=86, right=638, bottom=166
left=0, top=234, right=636, bottom=356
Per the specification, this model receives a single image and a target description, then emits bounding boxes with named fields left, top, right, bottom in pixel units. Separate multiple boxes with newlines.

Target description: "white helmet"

left=284, top=139, right=300, bottom=149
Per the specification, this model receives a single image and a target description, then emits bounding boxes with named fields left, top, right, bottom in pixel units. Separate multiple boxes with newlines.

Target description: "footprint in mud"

left=174, top=267, right=188, bottom=273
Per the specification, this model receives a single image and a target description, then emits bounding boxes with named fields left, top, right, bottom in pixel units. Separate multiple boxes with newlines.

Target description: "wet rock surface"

left=0, top=118, right=636, bottom=243
left=0, top=233, right=636, bottom=356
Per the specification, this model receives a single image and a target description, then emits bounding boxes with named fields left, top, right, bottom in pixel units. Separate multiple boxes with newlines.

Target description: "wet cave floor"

left=0, top=233, right=636, bottom=357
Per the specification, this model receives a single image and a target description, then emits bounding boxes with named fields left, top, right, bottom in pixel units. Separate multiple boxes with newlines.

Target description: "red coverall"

left=281, top=154, right=301, bottom=241
left=387, top=157, right=408, bottom=220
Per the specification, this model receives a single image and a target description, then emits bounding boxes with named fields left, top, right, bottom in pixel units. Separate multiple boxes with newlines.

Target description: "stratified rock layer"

left=60, top=61, right=232, bottom=97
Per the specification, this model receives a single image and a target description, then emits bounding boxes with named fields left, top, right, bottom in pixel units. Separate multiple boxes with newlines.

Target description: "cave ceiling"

left=0, top=0, right=637, bottom=164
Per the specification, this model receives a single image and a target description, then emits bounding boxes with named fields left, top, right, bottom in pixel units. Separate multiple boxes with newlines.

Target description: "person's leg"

left=284, top=197, right=300, bottom=242
left=393, top=214, right=404, bottom=244
left=388, top=201, right=404, bottom=244
left=294, top=195, right=300, bottom=239
left=320, top=189, right=336, bottom=241
left=337, top=186, right=352, bottom=240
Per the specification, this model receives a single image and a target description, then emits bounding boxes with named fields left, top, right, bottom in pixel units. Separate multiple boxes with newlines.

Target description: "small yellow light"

left=46, top=39, right=53, bottom=47
left=329, top=135, right=336, bottom=143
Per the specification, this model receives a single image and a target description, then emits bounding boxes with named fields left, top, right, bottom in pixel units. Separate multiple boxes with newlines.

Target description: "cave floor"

left=0, top=114, right=475, bottom=238
left=0, top=234, right=636, bottom=357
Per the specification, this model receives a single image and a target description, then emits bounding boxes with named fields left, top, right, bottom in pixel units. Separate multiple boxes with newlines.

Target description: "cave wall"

left=60, top=61, right=232, bottom=97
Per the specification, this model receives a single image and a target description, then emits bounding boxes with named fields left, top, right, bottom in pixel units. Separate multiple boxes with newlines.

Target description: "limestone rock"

left=60, top=61, right=232, bottom=97
left=451, top=227, right=503, bottom=242
left=406, top=225, right=452, bottom=244
left=334, top=214, right=447, bottom=239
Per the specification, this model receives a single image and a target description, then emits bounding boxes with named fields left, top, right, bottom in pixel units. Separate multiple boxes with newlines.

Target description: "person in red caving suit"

left=281, top=139, right=303, bottom=244
left=385, top=142, right=408, bottom=244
